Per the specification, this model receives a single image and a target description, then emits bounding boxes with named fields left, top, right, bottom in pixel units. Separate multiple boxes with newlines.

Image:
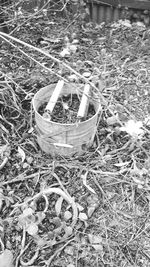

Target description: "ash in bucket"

left=38, top=93, right=96, bottom=124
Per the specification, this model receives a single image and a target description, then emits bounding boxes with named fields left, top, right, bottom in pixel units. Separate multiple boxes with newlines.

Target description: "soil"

left=1, top=2, right=150, bottom=267
left=38, top=94, right=96, bottom=123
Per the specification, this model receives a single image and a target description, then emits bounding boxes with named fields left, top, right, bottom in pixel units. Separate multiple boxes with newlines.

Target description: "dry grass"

left=0, top=2, right=150, bottom=267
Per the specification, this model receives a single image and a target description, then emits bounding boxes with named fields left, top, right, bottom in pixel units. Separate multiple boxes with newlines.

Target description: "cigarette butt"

left=77, top=84, right=90, bottom=119
left=45, top=80, right=64, bottom=113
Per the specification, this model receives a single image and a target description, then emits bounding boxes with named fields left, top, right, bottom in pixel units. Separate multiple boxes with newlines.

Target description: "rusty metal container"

left=33, top=83, right=101, bottom=156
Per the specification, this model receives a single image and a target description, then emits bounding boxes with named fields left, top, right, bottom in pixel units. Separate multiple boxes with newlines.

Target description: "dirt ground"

left=1, top=2, right=150, bottom=267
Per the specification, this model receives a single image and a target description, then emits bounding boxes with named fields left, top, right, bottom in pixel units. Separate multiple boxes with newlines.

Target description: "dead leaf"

left=87, top=194, right=99, bottom=206
left=64, top=245, right=74, bottom=255
left=64, top=210, right=72, bottom=221
left=62, top=102, right=69, bottom=110
left=18, top=146, right=26, bottom=162
left=0, top=144, right=10, bottom=159
left=87, top=206, right=96, bottom=218
left=88, top=234, right=103, bottom=251
left=106, top=115, right=119, bottom=126
left=53, top=226, right=62, bottom=236
left=26, top=156, right=33, bottom=164
left=82, top=172, right=96, bottom=194
left=82, top=72, right=91, bottom=78
left=132, top=176, right=144, bottom=186
left=114, top=161, right=130, bottom=167
left=0, top=199, right=3, bottom=212
left=120, top=119, right=144, bottom=138
left=68, top=74, right=78, bottom=82
left=92, top=244, right=103, bottom=251
left=27, top=223, right=38, bottom=236
left=60, top=48, right=70, bottom=57
left=55, top=196, right=63, bottom=216
left=79, top=212, right=88, bottom=221
left=36, top=212, right=45, bottom=223
left=0, top=188, right=4, bottom=211
left=88, top=233, right=102, bottom=243
left=52, top=217, right=62, bottom=228
left=34, top=235, right=47, bottom=247
left=28, top=127, right=34, bottom=133
left=72, top=39, right=79, bottom=44
left=144, top=157, right=150, bottom=170
left=23, top=207, right=34, bottom=217
left=64, top=226, right=73, bottom=238
left=22, top=162, right=29, bottom=169
left=18, top=208, right=35, bottom=229
left=76, top=203, right=84, bottom=212
left=130, top=160, right=147, bottom=180
left=0, top=249, right=14, bottom=267
left=69, top=44, right=77, bottom=53
left=0, top=145, right=7, bottom=157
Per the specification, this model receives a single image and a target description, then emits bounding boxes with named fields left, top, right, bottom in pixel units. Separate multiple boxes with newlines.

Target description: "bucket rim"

left=32, top=83, right=102, bottom=126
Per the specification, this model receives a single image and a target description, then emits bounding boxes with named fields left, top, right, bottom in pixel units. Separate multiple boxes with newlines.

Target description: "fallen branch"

left=13, top=187, right=78, bottom=228
left=0, top=170, right=48, bottom=186
left=0, top=157, right=8, bottom=170
left=0, top=32, right=107, bottom=105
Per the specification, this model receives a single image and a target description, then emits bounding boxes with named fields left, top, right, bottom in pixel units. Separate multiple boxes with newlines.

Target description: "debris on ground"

left=1, top=1, right=150, bottom=266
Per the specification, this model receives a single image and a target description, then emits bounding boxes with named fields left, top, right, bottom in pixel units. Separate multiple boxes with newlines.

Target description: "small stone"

left=82, top=72, right=91, bottom=78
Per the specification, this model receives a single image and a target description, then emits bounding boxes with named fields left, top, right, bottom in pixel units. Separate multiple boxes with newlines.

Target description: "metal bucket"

left=32, top=83, right=101, bottom=156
